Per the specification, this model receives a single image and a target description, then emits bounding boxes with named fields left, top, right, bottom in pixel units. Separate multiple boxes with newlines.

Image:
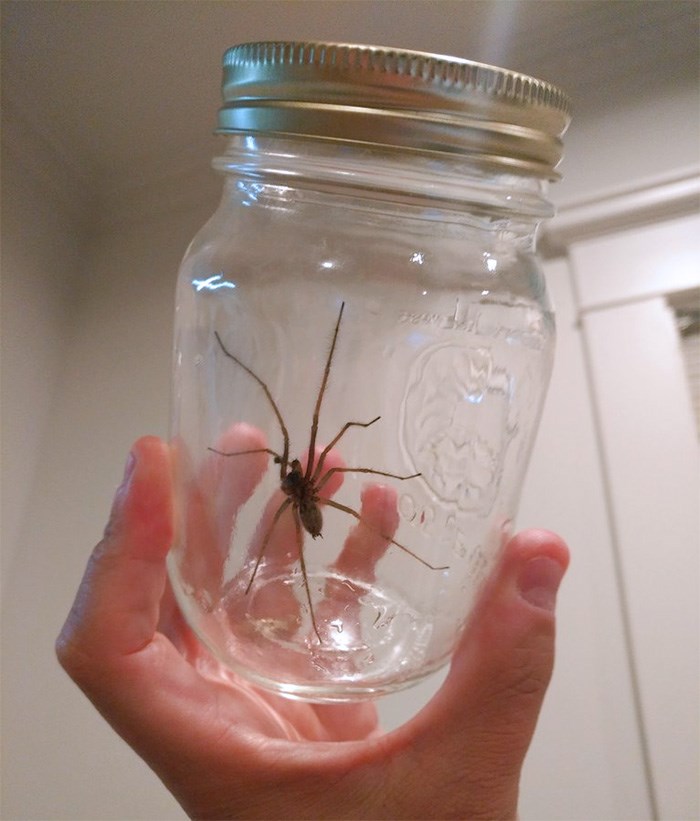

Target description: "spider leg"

left=315, top=466, right=421, bottom=495
left=245, top=497, right=293, bottom=595
left=311, top=416, right=381, bottom=483
left=304, top=302, right=345, bottom=481
left=292, top=507, right=321, bottom=643
left=214, top=330, right=290, bottom=478
left=322, top=498, right=449, bottom=571
left=208, top=446, right=283, bottom=461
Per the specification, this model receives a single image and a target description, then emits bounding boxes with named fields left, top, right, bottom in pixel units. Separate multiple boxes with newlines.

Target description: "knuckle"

left=509, top=643, right=553, bottom=698
left=500, top=635, right=553, bottom=700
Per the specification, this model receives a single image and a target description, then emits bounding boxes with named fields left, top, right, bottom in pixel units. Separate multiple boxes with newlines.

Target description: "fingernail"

left=518, top=556, right=565, bottom=611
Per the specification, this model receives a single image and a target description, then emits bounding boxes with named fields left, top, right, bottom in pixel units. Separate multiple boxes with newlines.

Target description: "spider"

left=210, top=301, right=447, bottom=642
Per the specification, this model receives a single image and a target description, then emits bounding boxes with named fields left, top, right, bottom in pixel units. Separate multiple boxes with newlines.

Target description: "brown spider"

left=210, top=302, right=447, bottom=642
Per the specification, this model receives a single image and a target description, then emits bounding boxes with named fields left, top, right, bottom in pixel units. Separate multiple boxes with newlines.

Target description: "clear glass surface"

left=168, top=136, right=555, bottom=701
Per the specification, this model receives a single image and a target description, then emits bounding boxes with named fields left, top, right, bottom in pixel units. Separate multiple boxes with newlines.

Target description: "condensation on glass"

left=168, top=42, right=570, bottom=701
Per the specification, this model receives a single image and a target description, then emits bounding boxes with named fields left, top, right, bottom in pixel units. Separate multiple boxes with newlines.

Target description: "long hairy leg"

left=214, top=331, right=290, bottom=478
left=304, top=302, right=345, bottom=481
left=293, top=508, right=321, bottom=643
left=208, top=446, right=283, bottom=460
left=311, top=417, right=381, bottom=483
left=315, top=466, right=421, bottom=495
left=323, top=498, right=449, bottom=571
left=245, top=497, right=293, bottom=594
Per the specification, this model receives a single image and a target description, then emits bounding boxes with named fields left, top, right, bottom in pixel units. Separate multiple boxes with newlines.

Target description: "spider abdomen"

left=281, top=459, right=324, bottom=537
left=300, top=497, right=323, bottom=538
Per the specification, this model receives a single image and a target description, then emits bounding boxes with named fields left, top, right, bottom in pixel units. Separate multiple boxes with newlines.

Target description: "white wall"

left=570, top=218, right=700, bottom=820
left=2, top=53, right=698, bottom=821
left=1, top=166, right=205, bottom=818
left=1, top=107, right=89, bottom=577
left=554, top=79, right=700, bottom=208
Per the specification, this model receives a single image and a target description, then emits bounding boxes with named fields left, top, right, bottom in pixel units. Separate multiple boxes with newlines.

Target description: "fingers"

left=56, top=436, right=173, bottom=665
left=331, top=483, right=399, bottom=583
left=176, top=424, right=269, bottom=603
left=201, top=423, right=271, bottom=543
left=318, top=484, right=399, bottom=620
left=289, top=483, right=399, bottom=648
left=390, top=529, right=569, bottom=818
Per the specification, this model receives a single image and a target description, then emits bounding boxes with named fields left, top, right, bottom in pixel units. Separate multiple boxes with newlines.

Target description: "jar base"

left=206, top=570, right=448, bottom=702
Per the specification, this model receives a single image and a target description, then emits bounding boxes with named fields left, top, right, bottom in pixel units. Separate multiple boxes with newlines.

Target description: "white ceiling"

left=3, top=0, right=699, bottom=203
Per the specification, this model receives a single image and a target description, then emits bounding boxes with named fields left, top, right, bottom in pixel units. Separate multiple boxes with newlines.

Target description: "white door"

left=569, top=213, right=700, bottom=821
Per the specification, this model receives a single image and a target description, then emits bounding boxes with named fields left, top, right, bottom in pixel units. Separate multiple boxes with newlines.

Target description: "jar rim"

left=217, top=41, right=571, bottom=181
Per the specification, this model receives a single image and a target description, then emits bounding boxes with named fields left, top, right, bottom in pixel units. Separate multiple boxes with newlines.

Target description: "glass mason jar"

left=168, top=42, right=570, bottom=701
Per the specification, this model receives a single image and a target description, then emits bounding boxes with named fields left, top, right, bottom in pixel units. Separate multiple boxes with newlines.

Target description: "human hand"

left=57, top=435, right=569, bottom=820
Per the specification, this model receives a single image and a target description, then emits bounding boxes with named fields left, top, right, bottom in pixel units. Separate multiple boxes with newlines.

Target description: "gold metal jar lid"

left=218, top=41, right=571, bottom=180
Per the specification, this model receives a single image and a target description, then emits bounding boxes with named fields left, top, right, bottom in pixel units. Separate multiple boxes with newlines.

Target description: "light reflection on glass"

left=236, top=181, right=266, bottom=205
left=192, top=274, right=236, bottom=292
left=483, top=252, right=498, bottom=272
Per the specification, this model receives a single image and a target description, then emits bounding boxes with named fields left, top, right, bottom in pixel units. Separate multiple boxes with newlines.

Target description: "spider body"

left=281, top=458, right=323, bottom=537
left=210, top=301, right=447, bottom=642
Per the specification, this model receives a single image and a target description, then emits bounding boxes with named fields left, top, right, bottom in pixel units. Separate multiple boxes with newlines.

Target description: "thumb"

left=396, top=529, right=569, bottom=818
